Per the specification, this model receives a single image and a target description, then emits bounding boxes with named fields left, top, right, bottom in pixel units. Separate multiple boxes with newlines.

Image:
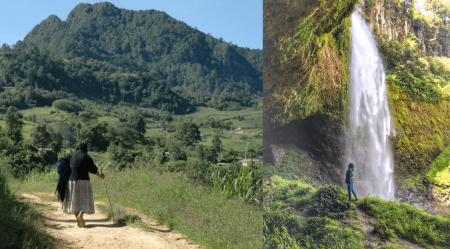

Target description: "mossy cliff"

left=264, top=0, right=357, bottom=129
left=264, top=0, right=358, bottom=186
left=265, top=0, right=450, bottom=194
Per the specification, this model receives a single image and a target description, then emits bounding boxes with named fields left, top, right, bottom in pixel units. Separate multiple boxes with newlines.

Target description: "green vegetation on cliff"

left=264, top=0, right=357, bottom=127
left=362, top=0, right=450, bottom=177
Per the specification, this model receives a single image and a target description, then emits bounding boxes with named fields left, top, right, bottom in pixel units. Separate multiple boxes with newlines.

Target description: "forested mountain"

left=0, top=2, right=262, bottom=113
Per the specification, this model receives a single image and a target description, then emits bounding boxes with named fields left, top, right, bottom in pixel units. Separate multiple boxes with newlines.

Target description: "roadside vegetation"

left=10, top=163, right=262, bottom=249
left=0, top=170, right=52, bottom=248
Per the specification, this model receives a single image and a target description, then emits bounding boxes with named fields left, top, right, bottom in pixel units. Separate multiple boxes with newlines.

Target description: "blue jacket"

left=56, top=156, right=71, bottom=201
left=345, top=168, right=354, bottom=185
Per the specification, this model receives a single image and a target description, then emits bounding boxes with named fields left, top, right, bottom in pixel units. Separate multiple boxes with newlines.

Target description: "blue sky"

left=0, top=0, right=262, bottom=49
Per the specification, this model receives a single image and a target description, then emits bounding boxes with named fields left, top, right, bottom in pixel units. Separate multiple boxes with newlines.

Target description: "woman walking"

left=62, top=141, right=105, bottom=227
left=345, top=163, right=359, bottom=201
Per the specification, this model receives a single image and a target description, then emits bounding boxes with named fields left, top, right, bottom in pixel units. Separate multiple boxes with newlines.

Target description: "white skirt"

left=62, top=180, right=95, bottom=214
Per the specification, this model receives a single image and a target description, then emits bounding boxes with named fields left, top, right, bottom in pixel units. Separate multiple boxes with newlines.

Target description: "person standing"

left=62, top=141, right=105, bottom=227
left=345, top=163, right=359, bottom=201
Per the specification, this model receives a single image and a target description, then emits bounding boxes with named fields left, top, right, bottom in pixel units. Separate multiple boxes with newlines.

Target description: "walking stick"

left=101, top=163, right=115, bottom=224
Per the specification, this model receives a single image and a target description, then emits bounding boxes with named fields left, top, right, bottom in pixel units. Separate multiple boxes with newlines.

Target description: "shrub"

left=166, top=160, right=187, bottom=173
left=52, top=99, right=83, bottom=113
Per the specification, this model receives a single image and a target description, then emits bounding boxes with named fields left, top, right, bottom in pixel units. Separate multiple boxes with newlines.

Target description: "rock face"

left=395, top=186, right=450, bottom=215
left=359, top=0, right=450, bottom=57
left=264, top=114, right=345, bottom=186
left=360, top=0, right=409, bottom=43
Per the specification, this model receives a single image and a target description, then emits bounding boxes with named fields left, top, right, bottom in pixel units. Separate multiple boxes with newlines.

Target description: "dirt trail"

left=20, top=193, right=199, bottom=249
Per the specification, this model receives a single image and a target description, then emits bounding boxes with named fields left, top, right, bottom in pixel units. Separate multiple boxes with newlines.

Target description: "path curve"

left=21, top=193, right=199, bottom=249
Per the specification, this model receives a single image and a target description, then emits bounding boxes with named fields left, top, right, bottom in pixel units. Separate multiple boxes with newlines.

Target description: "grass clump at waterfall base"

left=9, top=166, right=263, bottom=249
left=359, top=198, right=450, bottom=248
left=0, top=170, right=52, bottom=248
left=264, top=176, right=365, bottom=249
left=263, top=176, right=450, bottom=248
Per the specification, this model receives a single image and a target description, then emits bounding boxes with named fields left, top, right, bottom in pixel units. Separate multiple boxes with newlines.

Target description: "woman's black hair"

left=75, top=141, right=88, bottom=152
left=348, top=163, right=354, bottom=169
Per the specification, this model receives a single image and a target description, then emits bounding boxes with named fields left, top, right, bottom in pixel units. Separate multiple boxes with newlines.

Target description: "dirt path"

left=20, top=193, right=200, bottom=249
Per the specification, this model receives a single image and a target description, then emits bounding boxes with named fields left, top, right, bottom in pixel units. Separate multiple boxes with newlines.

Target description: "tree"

left=425, top=0, right=450, bottom=25
left=161, top=114, right=173, bottom=125
left=173, top=147, right=187, bottom=161
left=212, top=135, right=222, bottom=153
left=31, top=123, right=52, bottom=150
left=127, top=112, right=146, bottom=139
left=77, top=121, right=109, bottom=151
left=175, top=121, right=201, bottom=146
left=5, top=110, right=24, bottom=144
left=51, top=130, right=64, bottom=155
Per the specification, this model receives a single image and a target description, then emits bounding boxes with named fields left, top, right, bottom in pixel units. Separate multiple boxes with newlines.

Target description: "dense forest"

left=0, top=2, right=262, bottom=113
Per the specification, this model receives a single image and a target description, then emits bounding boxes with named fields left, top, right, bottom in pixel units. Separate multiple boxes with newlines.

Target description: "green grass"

left=9, top=167, right=263, bottom=249
left=358, top=197, right=450, bottom=247
left=264, top=176, right=450, bottom=248
left=264, top=176, right=364, bottom=248
left=435, top=166, right=450, bottom=186
left=426, top=143, right=450, bottom=184
left=185, top=106, right=262, bottom=130
left=0, top=170, right=53, bottom=248
left=97, top=203, right=140, bottom=225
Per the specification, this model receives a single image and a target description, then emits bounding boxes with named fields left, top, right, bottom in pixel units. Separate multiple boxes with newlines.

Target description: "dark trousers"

left=347, top=184, right=357, bottom=201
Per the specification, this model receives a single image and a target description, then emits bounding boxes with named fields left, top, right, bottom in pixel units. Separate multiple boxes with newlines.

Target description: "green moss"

left=272, top=0, right=356, bottom=124
left=359, top=197, right=450, bottom=247
left=435, top=166, right=450, bottom=186
left=426, top=143, right=450, bottom=183
left=264, top=176, right=365, bottom=248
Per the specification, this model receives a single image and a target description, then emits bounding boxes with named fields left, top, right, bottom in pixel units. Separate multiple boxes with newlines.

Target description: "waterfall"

left=345, top=11, right=395, bottom=200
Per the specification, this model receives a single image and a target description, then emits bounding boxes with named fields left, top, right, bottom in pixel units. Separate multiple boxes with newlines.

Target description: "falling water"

left=345, top=11, right=395, bottom=200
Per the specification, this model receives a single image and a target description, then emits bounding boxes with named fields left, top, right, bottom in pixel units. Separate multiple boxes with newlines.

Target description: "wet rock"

left=373, top=223, right=388, bottom=239
left=422, top=177, right=430, bottom=187
left=271, top=145, right=286, bottom=163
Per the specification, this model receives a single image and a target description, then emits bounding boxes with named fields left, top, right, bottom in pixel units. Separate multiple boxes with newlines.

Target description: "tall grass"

left=211, top=160, right=262, bottom=205
left=0, top=169, right=53, bottom=248
left=90, top=168, right=263, bottom=249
